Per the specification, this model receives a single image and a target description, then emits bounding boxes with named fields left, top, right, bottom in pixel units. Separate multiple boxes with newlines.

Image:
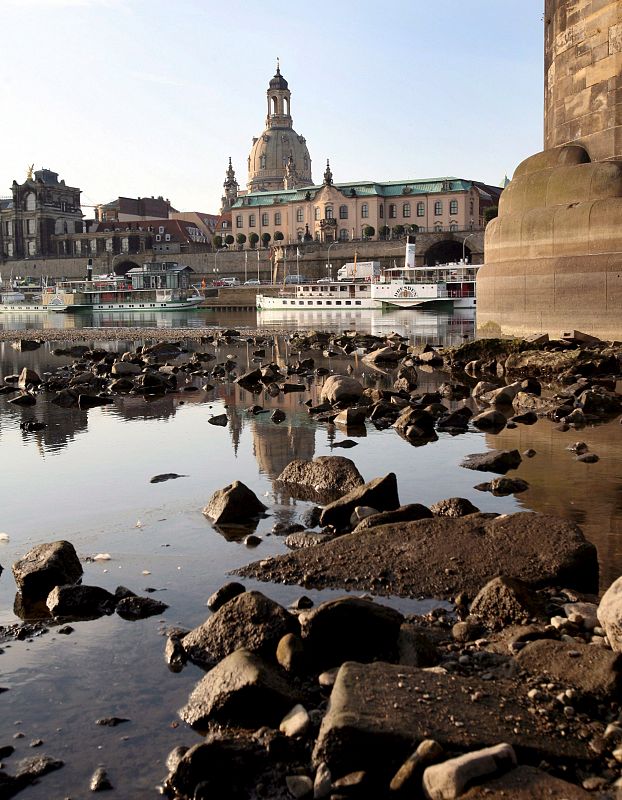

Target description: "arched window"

left=339, top=205, right=348, bottom=219
left=450, top=200, right=458, bottom=215
left=260, top=154, right=266, bottom=170
left=249, top=215, right=256, bottom=227
left=296, top=207, right=304, bottom=222
left=25, top=192, right=36, bottom=211
left=434, top=201, right=443, bottom=216
left=284, top=97, right=289, bottom=115
left=389, top=204, right=397, bottom=218
left=325, top=207, right=333, bottom=219
left=361, top=203, right=369, bottom=218
left=272, top=96, right=278, bottom=114
left=403, top=203, right=411, bottom=218
left=339, top=228, right=349, bottom=241
left=417, top=202, right=425, bottom=217
left=261, top=212, right=269, bottom=226
left=314, top=207, right=320, bottom=221
left=236, top=215, right=243, bottom=228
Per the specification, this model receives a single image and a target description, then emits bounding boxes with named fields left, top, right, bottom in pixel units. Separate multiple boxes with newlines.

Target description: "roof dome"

left=269, top=66, right=288, bottom=90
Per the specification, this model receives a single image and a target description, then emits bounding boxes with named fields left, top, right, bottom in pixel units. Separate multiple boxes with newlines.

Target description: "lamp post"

left=326, top=240, right=337, bottom=281
left=462, top=233, right=477, bottom=264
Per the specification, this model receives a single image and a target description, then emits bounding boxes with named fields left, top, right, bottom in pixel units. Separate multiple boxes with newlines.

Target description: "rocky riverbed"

left=0, top=326, right=621, bottom=798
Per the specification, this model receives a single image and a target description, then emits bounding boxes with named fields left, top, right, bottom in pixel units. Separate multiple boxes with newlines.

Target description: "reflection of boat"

left=47, top=260, right=204, bottom=313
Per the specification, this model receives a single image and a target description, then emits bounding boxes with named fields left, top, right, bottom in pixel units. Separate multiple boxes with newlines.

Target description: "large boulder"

left=422, top=744, right=516, bottom=800
left=312, top=662, right=591, bottom=784
left=459, top=765, right=591, bottom=799
left=18, top=367, right=42, bottom=388
left=179, top=648, right=301, bottom=729
left=352, top=503, right=433, bottom=532
left=319, top=473, right=400, bottom=530
left=298, top=596, right=404, bottom=670
left=182, top=590, right=297, bottom=668
left=46, top=585, right=117, bottom=619
left=203, top=481, right=267, bottom=525
left=276, top=456, right=364, bottom=503
left=237, top=512, right=598, bottom=599
left=515, top=639, right=622, bottom=697
left=469, top=576, right=544, bottom=630
left=320, top=375, right=364, bottom=405
left=12, top=541, right=83, bottom=598
left=597, top=576, right=622, bottom=652
left=429, top=497, right=480, bottom=517
left=363, top=346, right=400, bottom=365
left=471, top=409, right=508, bottom=432
left=461, top=450, right=522, bottom=474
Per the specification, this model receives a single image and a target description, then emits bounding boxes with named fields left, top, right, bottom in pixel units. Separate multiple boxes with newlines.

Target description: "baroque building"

left=0, top=167, right=84, bottom=259
left=230, top=65, right=501, bottom=247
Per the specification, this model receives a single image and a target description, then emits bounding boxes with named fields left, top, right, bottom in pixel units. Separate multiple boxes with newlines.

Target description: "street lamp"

left=326, top=240, right=337, bottom=281
left=462, top=233, right=477, bottom=264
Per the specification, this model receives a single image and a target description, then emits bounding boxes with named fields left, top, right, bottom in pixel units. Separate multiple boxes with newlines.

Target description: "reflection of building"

left=229, top=65, right=501, bottom=246
left=1, top=168, right=84, bottom=259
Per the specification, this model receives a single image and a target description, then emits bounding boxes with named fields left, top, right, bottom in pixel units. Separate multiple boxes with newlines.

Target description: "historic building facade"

left=0, top=168, right=84, bottom=259
left=229, top=66, right=501, bottom=247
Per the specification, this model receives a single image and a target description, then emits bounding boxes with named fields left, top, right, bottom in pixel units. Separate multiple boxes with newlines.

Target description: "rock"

left=208, top=414, right=228, bottom=426
left=207, top=582, right=246, bottom=612
left=285, top=531, right=333, bottom=549
left=90, top=766, right=113, bottom=791
left=11, top=339, right=41, bottom=352
left=8, top=392, right=36, bottom=407
left=203, top=480, right=267, bottom=525
left=352, top=503, right=433, bottom=532
left=471, top=409, right=507, bottom=432
left=276, top=633, right=306, bottom=673
left=271, top=409, right=286, bottom=424
left=95, top=716, right=129, bottom=727
left=320, top=473, right=400, bottom=530
left=394, top=365, right=419, bottom=392
left=235, top=368, right=262, bottom=390
left=390, top=739, right=444, bottom=794
left=179, top=648, right=301, bottom=729
left=1, top=754, right=64, bottom=796
left=286, top=774, right=313, bottom=798
left=182, top=590, right=296, bottom=668
left=458, top=765, right=591, bottom=799
left=479, top=382, right=521, bottom=406
left=429, top=498, right=480, bottom=518
left=515, top=639, right=622, bottom=697
left=349, top=506, right=377, bottom=526
left=397, top=624, right=440, bottom=667
left=331, top=439, right=358, bottom=449
left=475, top=477, right=530, bottom=496
left=422, top=743, right=517, bottom=800
left=276, top=456, right=364, bottom=503
left=461, top=450, right=522, bottom=474
left=472, top=381, right=499, bottom=399
left=452, top=620, right=483, bottom=643
left=436, top=407, right=472, bottom=432
left=470, top=577, right=544, bottom=629
left=363, top=346, right=399, bottom=364
left=576, top=452, right=599, bottom=463
left=165, top=634, right=187, bottom=673
left=312, top=662, right=589, bottom=783
left=510, top=410, right=538, bottom=425
left=237, top=512, right=598, bottom=598
left=563, top=601, right=599, bottom=630
left=333, top=406, right=368, bottom=428
left=116, top=595, right=168, bottom=620
left=111, top=361, right=141, bottom=376
left=12, top=541, right=83, bottom=599
left=321, top=375, right=364, bottom=405
left=46, top=585, right=116, bottom=619
left=598, top=576, right=622, bottom=652
left=18, top=367, right=42, bottom=388
left=300, top=506, right=323, bottom=528
left=279, top=704, right=310, bottom=737
left=298, top=596, right=403, bottom=671
left=392, top=407, right=436, bottom=441
left=150, top=473, right=187, bottom=483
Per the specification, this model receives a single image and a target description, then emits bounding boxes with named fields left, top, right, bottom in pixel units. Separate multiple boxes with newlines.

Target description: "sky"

left=0, top=0, right=544, bottom=215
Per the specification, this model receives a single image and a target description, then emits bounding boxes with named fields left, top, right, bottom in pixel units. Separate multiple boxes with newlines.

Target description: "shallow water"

left=0, top=313, right=621, bottom=797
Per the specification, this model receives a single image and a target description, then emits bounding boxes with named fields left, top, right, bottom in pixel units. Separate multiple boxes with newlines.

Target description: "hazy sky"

left=0, top=0, right=544, bottom=215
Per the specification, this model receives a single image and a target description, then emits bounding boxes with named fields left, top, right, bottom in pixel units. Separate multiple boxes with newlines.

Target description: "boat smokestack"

left=86, top=258, right=93, bottom=282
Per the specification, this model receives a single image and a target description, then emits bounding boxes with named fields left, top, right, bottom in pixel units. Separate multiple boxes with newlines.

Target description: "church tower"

left=221, top=157, right=239, bottom=212
left=247, top=62, right=313, bottom=192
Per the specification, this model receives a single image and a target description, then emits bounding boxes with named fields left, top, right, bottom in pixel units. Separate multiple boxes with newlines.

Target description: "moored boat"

left=47, top=260, right=203, bottom=313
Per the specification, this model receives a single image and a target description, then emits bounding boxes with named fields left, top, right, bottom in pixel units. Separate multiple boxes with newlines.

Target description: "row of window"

left=236, top=200, right=464, bottom=228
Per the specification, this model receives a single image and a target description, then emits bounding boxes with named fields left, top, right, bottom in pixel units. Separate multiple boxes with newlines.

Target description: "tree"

left=261, top=232, right=271, bottom=247
left=379, top=225, right=390, bottom=239
left=212, top=234, right=223, bottom=249
left=483, top=206, right=498, bottom=225
left=362, top=225, right=375, bottom=239
left=236, top=233, right=247, bottom=247
left=392, top=224, right=405, bottom=238
left=249, top=232, right=259, bottom=248
left=224, top=234, right=234, bottom=246
left=274, top=231, right=284, bottom=241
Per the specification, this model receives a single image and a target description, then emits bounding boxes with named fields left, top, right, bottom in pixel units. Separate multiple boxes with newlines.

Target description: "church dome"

left=247, top=65, right=313, bottom=192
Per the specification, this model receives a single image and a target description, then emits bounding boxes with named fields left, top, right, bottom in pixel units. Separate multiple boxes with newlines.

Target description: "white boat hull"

left=0, top=303, right=50, bottom=313
left=48, top=297, right=204, bottom=313
left=256, top=293, right=376, bottom=310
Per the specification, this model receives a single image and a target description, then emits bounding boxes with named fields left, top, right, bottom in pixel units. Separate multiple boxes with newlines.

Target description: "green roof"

left=231, top=177, right=477, bottom=208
